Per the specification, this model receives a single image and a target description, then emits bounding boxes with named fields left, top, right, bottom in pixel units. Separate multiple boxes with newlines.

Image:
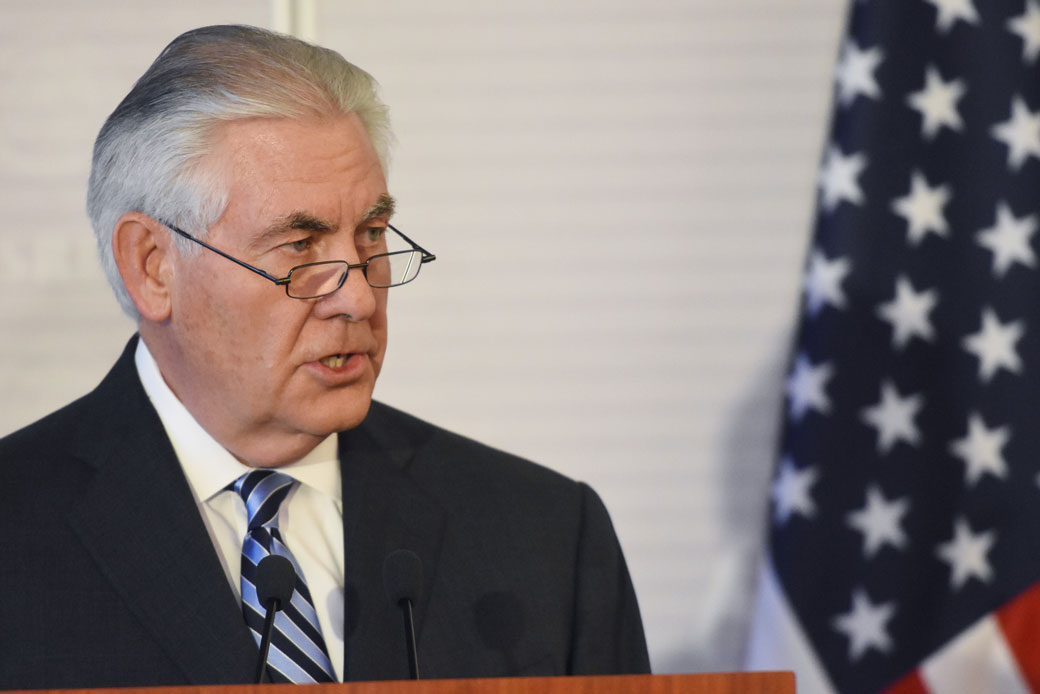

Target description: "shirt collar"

left=133, top=337, right=341, bottom=503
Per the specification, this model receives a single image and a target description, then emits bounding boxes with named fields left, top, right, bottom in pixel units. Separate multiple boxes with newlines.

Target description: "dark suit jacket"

left=0, top=337, right=649, bottom=689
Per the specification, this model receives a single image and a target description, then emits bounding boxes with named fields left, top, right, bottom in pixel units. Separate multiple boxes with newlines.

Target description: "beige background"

left=0, top=0, right=845, bottom=673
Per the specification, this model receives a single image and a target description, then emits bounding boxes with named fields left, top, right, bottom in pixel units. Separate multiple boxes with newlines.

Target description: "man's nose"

left=313, top=263, right=377, bottom=321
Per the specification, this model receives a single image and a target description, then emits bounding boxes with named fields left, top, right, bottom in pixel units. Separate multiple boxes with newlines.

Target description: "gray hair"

left=86, top=25, right=393, bottom=319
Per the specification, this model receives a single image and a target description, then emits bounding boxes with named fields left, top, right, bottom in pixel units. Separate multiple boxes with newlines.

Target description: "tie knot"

left=233, top=469, right=295, bottom=532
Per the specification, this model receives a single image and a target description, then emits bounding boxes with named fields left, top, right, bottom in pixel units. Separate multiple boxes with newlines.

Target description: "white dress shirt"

left=134, top=339, right=346, bottom=681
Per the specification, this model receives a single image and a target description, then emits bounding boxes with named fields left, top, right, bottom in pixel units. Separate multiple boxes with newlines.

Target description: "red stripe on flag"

left=884, top=669, right=929, bottom=694
left=996, top=580, right=1040, bottom=691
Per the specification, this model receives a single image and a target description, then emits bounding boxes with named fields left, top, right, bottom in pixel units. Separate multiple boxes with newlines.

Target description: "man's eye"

left=283, top=238, right=312, bottom=252
left=363, top=227, right=386, bottom=243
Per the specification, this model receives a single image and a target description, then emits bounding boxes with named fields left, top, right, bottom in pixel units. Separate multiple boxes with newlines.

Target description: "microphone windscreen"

left=383, top=549, right=424, bottom=606
left=256, top=555, right=296, bottom=609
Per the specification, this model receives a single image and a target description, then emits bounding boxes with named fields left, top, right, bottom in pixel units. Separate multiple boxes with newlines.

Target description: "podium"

left=11, top=673, right=794, bottom=694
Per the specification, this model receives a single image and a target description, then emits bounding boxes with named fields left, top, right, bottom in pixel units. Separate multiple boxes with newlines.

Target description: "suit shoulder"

left=0, top=391, right=94, bottom=462
left=0, top=392, right=104, bottom=526
left=364, top=400, right=580, bottom=496
left=1, top=337, right=138, bottom=465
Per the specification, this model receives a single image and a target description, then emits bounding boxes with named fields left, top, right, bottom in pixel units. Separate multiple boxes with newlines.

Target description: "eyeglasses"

left=161, top=221, right=436, bottom=299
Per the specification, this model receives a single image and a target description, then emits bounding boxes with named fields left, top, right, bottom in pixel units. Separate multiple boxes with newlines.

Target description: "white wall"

left=0, top=0, right=846, bottom=674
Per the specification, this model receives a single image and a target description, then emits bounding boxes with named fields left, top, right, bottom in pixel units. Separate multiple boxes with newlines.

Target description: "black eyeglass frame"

left=160, top=220, right=436, bottom=299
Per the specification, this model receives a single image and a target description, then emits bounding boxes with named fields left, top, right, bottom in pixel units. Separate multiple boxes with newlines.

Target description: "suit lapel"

left=65, top=338, right=258, bottom=684
left=338, top=408, right=447, bottom=681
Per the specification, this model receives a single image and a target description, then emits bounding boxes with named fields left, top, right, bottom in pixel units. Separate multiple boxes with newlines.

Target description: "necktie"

left=234, top=469, right=337, bottom=683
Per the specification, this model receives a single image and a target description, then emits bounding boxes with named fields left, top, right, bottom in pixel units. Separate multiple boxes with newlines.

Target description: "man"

left=0, top=25, right=648, bottom=689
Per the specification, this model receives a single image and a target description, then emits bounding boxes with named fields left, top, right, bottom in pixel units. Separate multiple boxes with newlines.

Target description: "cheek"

left=372, top=291, right=389, bottom=335
left=373, top=290, right=389, bottom=330
left=174, top=267, right=297, bottom=374
left=249, top=303, right=314, bottom=372
left=175, top=287, right=247, bottom=370
left=371, top=292, right=390, bottom=375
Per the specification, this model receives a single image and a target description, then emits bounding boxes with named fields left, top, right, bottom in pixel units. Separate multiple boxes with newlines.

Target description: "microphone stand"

left=255, top=597, right=281, bottom=684
left=401, top=597, right=419, bottom=679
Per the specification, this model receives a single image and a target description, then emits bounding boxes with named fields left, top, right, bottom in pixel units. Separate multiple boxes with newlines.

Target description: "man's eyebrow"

left=362, top=194, right=396, bottom=222
left=250, top=212, right=334, bottom=249
left=248, top=195, right=395, bottom=249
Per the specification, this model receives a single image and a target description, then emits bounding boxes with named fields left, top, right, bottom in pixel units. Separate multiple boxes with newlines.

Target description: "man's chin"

left=299, top=392, right=374, bottom=437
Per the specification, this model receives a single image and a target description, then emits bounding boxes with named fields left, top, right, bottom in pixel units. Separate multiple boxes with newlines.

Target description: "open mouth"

left=320, top=354, right=349, bottom=369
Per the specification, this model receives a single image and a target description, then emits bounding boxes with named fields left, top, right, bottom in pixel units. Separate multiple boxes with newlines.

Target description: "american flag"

left=746, top=1, right=1040, bottom=692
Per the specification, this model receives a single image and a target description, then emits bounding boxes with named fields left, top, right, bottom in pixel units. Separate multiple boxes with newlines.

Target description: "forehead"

left=208, top=114, right=388, bottom=235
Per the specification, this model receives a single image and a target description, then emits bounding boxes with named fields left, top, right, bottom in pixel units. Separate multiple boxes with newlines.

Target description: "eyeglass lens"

left=286, top=250, right=424, bottom=298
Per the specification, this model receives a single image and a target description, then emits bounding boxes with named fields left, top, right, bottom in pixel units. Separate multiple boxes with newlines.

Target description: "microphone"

left=253, top=554, right=296, bottom=684
left=383, top=549, right=423, bottom=680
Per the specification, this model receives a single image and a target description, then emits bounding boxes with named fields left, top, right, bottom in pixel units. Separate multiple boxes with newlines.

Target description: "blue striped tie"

left=234, top=470, right=336, bottom=683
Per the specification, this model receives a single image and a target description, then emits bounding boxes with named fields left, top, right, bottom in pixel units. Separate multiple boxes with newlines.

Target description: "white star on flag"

left=961, top=307, right=1025, bottom=383
left=976, top=201, right=1038, bottom=277
left=835, top=40, right=884, bottom=107
left=860, top=380, right=924, bottom=454
left=991, top=96, right=1040, bottom=170
left=906, top=65, right=966, bottom=139
left=876, top=275, right=938, bottom=349
left=891, top=171, right=952, bottom=245
left=923, top=0, right=979, bottom=33
left=785, top=353, right=834, bottom=421
left=831, top=588, right=896, bottom=661
left=818, top=145, right=867, bottom=212
left=949, top=412, right=1010, bottom=486
left=846, top=485, right=910, bottom=558
left=1008, top=0, right=1040, bottom=63
left=804, top=250, right=851, bottom=316
left=771, top=457, right=819, bottom=525
left=936, top=517, right=997, bottom=590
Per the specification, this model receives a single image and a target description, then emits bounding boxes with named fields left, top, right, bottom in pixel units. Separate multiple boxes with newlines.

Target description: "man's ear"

left=111, top=212, right=176, bottom=322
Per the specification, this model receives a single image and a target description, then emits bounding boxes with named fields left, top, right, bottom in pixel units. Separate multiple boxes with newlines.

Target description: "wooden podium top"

left=11, top=672, right=794, bottom=694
